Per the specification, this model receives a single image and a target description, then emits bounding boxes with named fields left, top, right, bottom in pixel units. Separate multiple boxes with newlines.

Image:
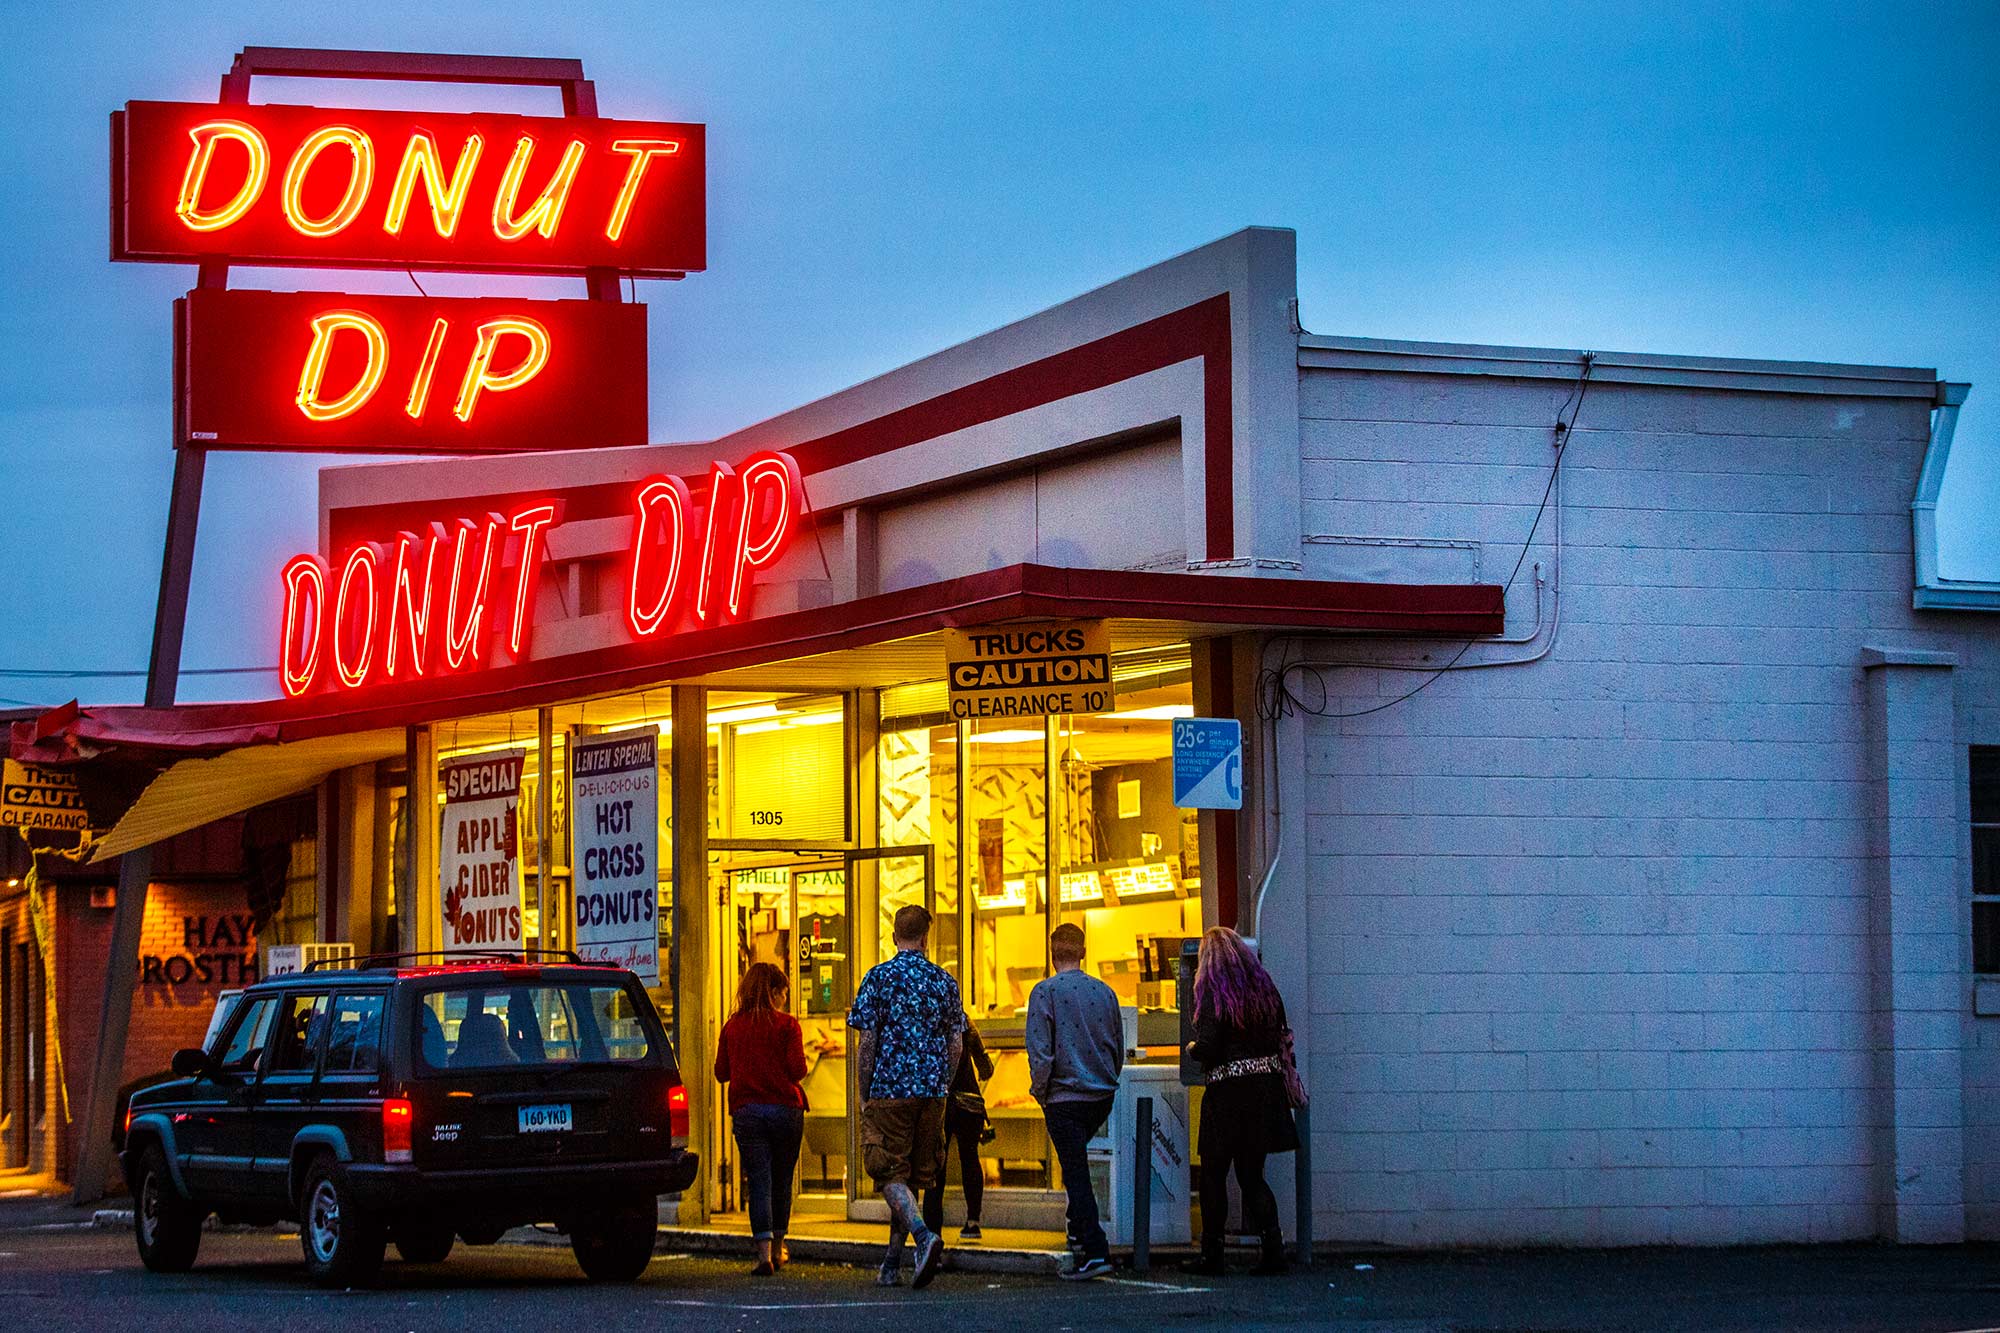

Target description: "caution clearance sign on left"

left=941, top=620, right=1115, bottom=721
left=1, top=759, right=90, bottom=831
left=440, top=749, right=524, bottom=953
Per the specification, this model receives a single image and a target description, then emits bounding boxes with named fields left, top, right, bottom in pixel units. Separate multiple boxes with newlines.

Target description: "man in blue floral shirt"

left=848, top=903, right=964, bottom=1290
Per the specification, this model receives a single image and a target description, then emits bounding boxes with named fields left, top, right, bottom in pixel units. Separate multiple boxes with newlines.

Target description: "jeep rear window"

left=415, top=983, right=653, bottom=1071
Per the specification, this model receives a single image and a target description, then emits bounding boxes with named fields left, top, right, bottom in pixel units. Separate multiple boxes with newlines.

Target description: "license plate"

left=518, top=1103, right=572, bottom=1133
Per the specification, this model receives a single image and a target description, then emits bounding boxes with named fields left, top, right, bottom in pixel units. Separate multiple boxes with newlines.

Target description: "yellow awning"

left=89, top=728, right=405, bottom=862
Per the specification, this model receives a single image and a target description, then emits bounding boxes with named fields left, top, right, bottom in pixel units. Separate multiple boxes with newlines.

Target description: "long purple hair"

left=1192, top=926, right=1284, bottom=1031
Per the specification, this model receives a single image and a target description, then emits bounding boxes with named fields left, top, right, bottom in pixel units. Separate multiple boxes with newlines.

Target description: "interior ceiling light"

left=735, top=711, right=839, bottom=735
left=967, top=728, right=1046, bottom=744
left=706, top=702, right=782, bottom=726
left=1099, top=704, right=1195, bottom=721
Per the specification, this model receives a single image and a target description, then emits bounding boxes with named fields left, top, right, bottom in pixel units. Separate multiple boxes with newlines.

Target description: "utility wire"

left=0, top=665, right=275, bottom=678
left=1259, top=351, right=1594, bottom=723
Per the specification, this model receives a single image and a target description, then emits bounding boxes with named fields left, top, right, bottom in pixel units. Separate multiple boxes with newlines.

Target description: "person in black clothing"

left=1181, top=925, right=1298, bottom=1276
left=922, top=1017, right=995, bottom=1240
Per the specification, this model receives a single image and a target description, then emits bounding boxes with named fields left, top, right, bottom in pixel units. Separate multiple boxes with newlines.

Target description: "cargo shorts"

left=859, top=1096, right=948, bottom=1189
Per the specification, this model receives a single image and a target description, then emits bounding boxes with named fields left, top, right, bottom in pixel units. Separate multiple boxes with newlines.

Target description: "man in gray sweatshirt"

left=1026, top=923, right=1124, bottom=1280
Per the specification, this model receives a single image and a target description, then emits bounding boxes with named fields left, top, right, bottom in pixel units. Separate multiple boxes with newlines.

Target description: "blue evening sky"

left=0, top=1, right=1994, bottom=705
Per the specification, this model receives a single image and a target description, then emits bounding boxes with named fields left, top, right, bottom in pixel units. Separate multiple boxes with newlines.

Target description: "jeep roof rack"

left=307, top=948, right=587, bottom=972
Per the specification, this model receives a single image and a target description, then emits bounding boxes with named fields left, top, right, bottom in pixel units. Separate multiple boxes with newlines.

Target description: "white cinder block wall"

left=1289, top=353, right=2000, bottom=1246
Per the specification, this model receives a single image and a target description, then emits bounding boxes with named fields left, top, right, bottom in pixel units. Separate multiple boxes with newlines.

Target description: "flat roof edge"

left=1299, top=334, right=1938, bottom=398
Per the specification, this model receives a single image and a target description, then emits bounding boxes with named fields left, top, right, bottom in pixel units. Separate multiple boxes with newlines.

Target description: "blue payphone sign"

left=1171, top=717, right=1242, bottom=810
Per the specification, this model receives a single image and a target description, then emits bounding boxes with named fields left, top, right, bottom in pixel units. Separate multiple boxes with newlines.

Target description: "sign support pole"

left=71, top=248, right=226, bottom=1202
left=70, top=443, right=209, bottom=1201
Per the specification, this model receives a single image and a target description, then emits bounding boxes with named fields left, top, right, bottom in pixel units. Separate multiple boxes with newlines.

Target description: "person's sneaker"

left=1062, top=1256, right=1115, bottom=1282
left=958, top=1221, right=983, bottom=1241
left=910, top=1229, right=945, bottom=1289
left=876, top=1257, right=903, bottom=1287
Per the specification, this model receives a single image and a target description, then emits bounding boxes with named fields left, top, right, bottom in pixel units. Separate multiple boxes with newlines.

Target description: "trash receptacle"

left=1091, top=1063, right=1192, bottom=1246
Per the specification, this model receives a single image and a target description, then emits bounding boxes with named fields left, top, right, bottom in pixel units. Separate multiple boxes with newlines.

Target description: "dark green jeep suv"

left=120, top=953, right=697, bottom=1286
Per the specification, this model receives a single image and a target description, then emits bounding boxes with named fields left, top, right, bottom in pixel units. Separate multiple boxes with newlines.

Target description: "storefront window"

left=961, top=715, right=1052, bottom=1187
left=877, top=707, right=958, bottom=973
left=939, top=650, right=1203, bottom=1203
left=432, top=699, right=675, bottom=1029
left=716, top=695, right=845, bottom=842
left=1053, top=670, right=1203, bottom=1018
left=436, top=720, right=570, bottom=956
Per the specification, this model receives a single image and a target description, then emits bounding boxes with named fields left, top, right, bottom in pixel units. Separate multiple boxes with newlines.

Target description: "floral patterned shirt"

left=847, top=948, right=965, bottom=1100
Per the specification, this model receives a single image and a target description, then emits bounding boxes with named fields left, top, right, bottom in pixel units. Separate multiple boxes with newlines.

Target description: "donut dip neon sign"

left=277, top=451, right=803, bottom=697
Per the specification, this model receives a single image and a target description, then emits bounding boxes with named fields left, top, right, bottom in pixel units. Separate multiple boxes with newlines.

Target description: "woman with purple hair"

left=1180, top=926, right=1298, bottom=1276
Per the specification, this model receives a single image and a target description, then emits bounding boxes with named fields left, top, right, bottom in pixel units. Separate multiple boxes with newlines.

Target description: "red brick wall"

left=2, top=882, right=67, bottom=1179
left=59, top=879, right=257, bottom=1100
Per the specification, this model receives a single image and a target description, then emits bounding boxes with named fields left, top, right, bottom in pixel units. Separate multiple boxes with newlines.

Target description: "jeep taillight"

left=383, top=1097, right=414, bottom=1163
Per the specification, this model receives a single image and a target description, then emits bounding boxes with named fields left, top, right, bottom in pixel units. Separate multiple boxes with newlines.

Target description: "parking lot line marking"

left=650, top=1280, right=1209, bottom=1311
left=657, top=1299, right=927, bottom=1310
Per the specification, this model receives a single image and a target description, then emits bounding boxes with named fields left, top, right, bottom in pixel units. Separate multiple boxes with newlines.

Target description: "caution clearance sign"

left=942, top=621, right=1115, bottom=721
left=1, top=760, right=90, bottom=832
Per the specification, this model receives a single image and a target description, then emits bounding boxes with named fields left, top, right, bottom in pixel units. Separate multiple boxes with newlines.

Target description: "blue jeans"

left=1043, top=1096, right=1114, bottom=1261
left=733, top=1104, right=804, bottom=1240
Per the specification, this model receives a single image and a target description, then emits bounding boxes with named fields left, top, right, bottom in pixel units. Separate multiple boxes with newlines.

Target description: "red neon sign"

left=178, top=289, right=647, bottom=453
left=281, top=453, right=803, bottom=698
left=115, top=101, right=706, bottom=276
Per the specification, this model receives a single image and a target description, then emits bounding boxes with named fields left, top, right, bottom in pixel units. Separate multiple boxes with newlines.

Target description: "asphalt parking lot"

left=2, top=1221, right=1999, bottom=1331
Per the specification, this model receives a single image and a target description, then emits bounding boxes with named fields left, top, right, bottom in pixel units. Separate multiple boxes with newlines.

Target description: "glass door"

left=790, top=861, right=851, bottom=1208
left=710, top=850, right=852, bottom=1220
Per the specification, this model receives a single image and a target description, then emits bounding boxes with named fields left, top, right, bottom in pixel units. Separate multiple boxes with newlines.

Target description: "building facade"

left=20, top=228, right=1999, bottom=1244
left=0, top=808, right=316, bottom=1185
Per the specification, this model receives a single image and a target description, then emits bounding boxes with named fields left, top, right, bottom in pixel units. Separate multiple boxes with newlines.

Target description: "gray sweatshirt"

left=1026, top=967, right=1124, bottom=1104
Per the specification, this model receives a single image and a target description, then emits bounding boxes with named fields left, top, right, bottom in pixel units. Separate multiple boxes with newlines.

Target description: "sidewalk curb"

left=88, top=1210, right=1067, bottom=1273
left=653, top=1226, right=1067, bottom=1276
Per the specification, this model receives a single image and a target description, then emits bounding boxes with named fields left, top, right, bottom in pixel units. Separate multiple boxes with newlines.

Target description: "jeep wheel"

left=133, top=1144, right=203, bottom=1273
left=570, top=1199, right=657, bottom=1282
left=299, top=1157, right=386, bottom=1287
left=393, top=1217, right=456, bottom=1264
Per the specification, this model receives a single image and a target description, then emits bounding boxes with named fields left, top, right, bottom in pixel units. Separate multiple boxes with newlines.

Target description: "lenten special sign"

left=439, top=749, right=525, bottom=952
left=569, top=731, right=660, bottom=984
left=941, top=620, right=1115, bottom=720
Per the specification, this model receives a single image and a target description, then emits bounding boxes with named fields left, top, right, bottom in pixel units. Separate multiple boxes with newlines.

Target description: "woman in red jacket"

left=715, top=962, right=809, bottom=1275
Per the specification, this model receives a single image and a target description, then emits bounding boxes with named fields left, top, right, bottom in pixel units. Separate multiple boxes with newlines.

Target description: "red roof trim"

left=780, top=295, right=1235, bottom=560
left=13, top=564, right=1501, bottom=758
